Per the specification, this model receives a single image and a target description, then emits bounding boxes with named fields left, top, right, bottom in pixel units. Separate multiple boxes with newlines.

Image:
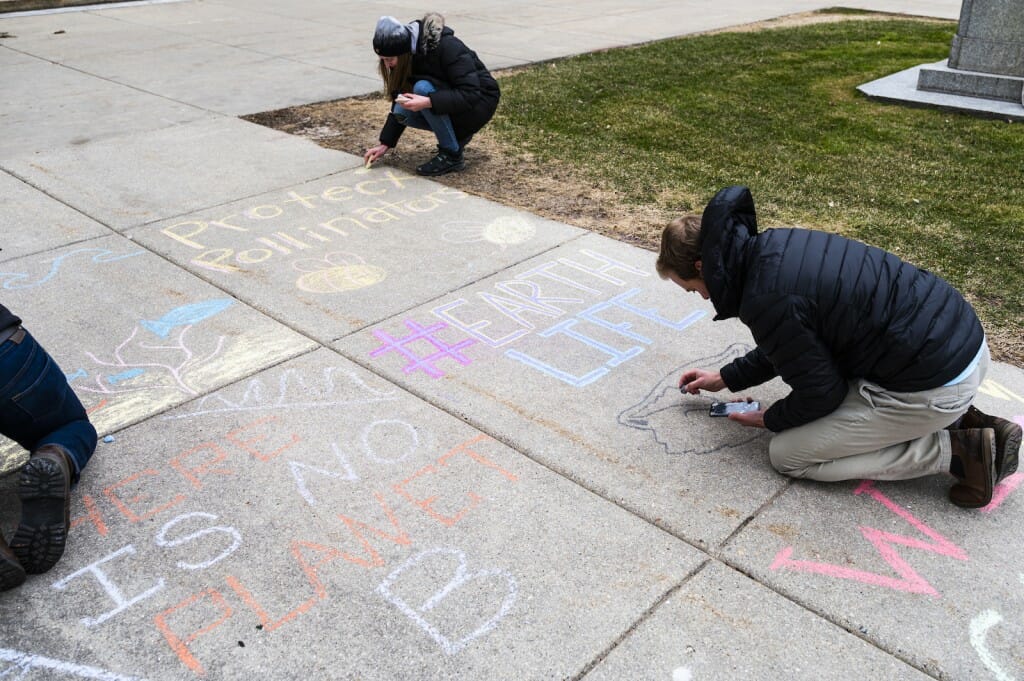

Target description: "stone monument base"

left=919, top=60, right=1024, bottom=104
left=858, top=61, right=1024, bottom=121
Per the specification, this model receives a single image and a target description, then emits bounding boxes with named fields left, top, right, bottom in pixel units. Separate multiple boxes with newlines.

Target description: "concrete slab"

left=0, top=233, right=316, bottom=469
left=0, top=347, right=702, bottom=680
left=586, top=560, right=935, bottom=680
left=335, top=232, right=792, bottom=550
left=129, top=167, right=584, bottom=343
left=0, top=59, right=207, bottom=160
left=466, top=25, right=623, bottom=63
left=1, top=118, right=359, bottom=230
left=0, top=15, right=195, bottom=60
left=0, top=170, right=110, bottom=261
left=859, top=61, right=1024, bottom=121
left=720, top=373, right=1024, bottom=681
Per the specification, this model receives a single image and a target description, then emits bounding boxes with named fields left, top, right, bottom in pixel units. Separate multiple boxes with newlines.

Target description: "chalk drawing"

left=290, top=442, right=360, bottom=507
left=140, top=299, right=233, bottom=338
left=978, top=380, right=1024, bottom=405
left=293, top=251, right=386, bottom=293
left=106, top=368, right=145, bottom=385
left=982, top=473, right=1024, bottom=514
left=505, top=290, right=705, bottom=387
left=618, top=344, right=765, bottom=455
left=78, top=324, right=225, bottom=397
left=0, top=648, right=146, bottom=681
left=163, top=366, right=398, bottom=419
left=770, top=481, right=967, bottom=596
left=0, top=247, right=144, bottom=290
left=361, top=419, right=420, bottom=465
left=672, top=668, right=694, bottom=681
left=441, top=215, right=536, bottom=248
left=970, top=610, right=1016, bottom=681
left=370, top=320, right=478, bottom=378
left=154, top=512, right=242, bottom=571
left=377, top=547, right=517, bottom=655
left=65, top=368, right=87, bottom=382
left=52, top=545, right=166, bottom=627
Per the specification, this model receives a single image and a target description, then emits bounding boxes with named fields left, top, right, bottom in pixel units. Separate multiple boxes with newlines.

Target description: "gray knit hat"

left=373, top=16, right=413, bottom=56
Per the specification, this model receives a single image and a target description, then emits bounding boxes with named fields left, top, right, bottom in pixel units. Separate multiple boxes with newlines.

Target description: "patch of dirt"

left=243, top=11, right=1021, bottom=366
left=244, top=92, right=669, bottom=250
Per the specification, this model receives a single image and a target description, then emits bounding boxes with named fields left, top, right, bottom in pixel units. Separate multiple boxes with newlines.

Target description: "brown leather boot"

left=959, top=405, right=1021, bottom=482
left=10, top=444, right=72, bottom=574
left=949, top=428, right=997, bottom=508
left=0, top=530, right=26, bottom=591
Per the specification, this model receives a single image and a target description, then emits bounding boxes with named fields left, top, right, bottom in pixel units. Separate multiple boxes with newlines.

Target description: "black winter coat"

left=379, top=16, right=500, bottom=149
left=701, top=186, right=984, bottom=433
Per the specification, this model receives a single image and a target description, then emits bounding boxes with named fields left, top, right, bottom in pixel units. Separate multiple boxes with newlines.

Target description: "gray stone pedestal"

left=858, top=0, right=1024, bottom=119
left=917, top=0, right=1024, bottom=105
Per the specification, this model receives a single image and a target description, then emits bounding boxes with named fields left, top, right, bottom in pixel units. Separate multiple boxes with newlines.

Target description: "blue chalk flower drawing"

left=73, top=298, right=234, bottom=399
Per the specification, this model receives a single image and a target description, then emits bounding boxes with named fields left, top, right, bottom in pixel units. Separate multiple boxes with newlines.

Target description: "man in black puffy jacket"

left=658, top=186, right=1021, bottom=509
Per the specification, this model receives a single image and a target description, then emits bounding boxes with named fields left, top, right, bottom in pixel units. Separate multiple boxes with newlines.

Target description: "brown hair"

left=656, top=215, right=703, bottom=280
left=379, top=53, right=413, bottom=98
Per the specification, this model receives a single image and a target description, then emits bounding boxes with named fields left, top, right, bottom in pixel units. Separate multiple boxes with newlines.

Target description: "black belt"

left=0, top=325, right=25, bottom=345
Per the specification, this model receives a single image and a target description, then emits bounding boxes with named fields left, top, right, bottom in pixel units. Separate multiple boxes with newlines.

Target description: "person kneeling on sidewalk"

left=661, top=186, right=1021, bottom=508
left=363, top=13, right=500, bottom=176
left=0, top=303, right=97, bottom=591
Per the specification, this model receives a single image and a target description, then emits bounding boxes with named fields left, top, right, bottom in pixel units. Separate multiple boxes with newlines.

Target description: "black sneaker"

left=11, top=445, right=72, bottom=574
left=416, top=147, right=465, bottom=176
left=0, top=531, right=26, bottom=591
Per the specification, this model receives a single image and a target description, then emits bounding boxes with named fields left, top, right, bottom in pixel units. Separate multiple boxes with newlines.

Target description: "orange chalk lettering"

left=335, top=492, right=412, bottom=568
left=171, top=443, right=235, bottom=489
left=154, top=587, right=233, bottom=677
left=227, top=416, right=300, bottom=462
left=70, top=494, right=108, bottom=537
left=103, top=468, right=186, bottom=523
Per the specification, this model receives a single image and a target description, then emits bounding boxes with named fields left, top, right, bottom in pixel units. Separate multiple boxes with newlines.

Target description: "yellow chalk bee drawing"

left=293, top=252, right=386, bottom=293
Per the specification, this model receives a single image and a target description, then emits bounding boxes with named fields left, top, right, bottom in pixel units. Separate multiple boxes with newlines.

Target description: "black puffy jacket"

left=701, top=186, right=985, bottom=433
left=379, top=14, right=500, bottom=149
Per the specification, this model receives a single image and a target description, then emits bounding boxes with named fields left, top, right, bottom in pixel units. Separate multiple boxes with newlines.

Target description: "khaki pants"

left=768, top=344, right=989, bottom=482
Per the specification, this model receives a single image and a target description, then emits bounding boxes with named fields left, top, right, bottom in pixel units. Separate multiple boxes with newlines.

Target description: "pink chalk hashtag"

left=369, top=320, right=477, bottom=378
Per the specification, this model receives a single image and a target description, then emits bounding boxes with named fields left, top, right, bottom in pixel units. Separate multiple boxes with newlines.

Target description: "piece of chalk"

left=103, top=435, right=115, bottom=443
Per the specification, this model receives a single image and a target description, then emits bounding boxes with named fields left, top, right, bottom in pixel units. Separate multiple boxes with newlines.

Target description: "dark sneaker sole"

left=995, top=423, right=1021, bottom=482
left=416, top=162, right=465, bottom=176
left=11, top=457, right=70, bottom=574
left=0, top=553, right=26, bottom=591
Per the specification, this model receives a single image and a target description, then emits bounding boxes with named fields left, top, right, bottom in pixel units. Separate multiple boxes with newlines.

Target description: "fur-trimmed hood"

left=418, top=12, right=445, bottom=53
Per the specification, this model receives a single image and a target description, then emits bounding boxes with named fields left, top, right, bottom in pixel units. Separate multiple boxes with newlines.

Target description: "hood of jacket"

left=416, top=12, right=446, bottom=54
left=699, top=185, right=758, bottom=321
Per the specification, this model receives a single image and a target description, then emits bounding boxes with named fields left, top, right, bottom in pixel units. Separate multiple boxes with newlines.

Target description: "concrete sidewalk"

left=4, top=1, right=1023, bottom=680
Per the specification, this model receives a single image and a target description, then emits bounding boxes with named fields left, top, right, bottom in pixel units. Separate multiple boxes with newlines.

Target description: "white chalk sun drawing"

left=293, top=251, right=386, bottom=293
left=441, top=215, right=536, bottom=247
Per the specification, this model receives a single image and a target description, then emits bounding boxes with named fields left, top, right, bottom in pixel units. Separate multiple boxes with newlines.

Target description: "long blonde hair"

left=379, top=53, right=413, bottom=97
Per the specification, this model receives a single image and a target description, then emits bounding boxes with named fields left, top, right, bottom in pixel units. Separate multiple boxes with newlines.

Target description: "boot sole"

left=416, top=162, right=465, bottom=176
left=995, top=423, right=1021, bottom=482
left=11, top=457, right=71, bottom=574
left=0, top=554, right=26, bottom=591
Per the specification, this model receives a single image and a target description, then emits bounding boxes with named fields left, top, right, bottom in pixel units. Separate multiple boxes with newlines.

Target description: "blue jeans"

left=393, top=80, right=461, bottom=152
left=0, top=328, right=96, bottom=482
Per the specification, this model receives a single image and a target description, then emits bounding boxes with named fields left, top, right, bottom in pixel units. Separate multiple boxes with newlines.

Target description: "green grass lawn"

left=490, top=15, right=1024, bottom=362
